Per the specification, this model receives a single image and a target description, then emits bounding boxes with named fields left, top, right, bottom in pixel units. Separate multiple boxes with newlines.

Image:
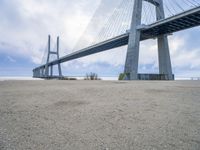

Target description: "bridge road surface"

left=0, top=80, right=200, bottom=150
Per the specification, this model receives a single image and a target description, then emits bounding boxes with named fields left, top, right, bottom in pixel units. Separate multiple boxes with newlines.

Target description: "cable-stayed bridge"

left=33, top=0, right=200, bottom=80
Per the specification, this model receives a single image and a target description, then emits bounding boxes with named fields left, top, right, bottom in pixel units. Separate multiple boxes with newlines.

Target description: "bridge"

left=33, top=0, right=200, bottom=80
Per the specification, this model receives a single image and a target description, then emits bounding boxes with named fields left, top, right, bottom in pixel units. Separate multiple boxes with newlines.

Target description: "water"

left=0, top=76, right=197, bottom=81
left=0, top=77, right=43, bottom=81
left=0, top=76, right=118, bottom=81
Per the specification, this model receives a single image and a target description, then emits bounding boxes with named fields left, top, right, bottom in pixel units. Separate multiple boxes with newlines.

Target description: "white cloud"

left=169, top=34, right=200, bottom=70
left=0, top=0, right=102, bottom=64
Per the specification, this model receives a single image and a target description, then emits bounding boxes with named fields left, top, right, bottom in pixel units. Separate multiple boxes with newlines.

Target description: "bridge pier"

left=157, top=35, right=173, bottom=80
left=124, top=0, right=142, bottom=80
left=57, top=37, right=62, bottom=77
left=50, top=65, right=53, bottom=77
left=123, top=0, right=173, bottom=80
left=156, top=0, right=173, bottom=80
left=33, top=35, right=62, bottom=79
left=44, top=35, right=62, bottom=79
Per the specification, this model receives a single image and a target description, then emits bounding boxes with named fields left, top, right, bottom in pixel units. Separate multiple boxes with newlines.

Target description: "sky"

left=0, top=0, right=200, bottom=78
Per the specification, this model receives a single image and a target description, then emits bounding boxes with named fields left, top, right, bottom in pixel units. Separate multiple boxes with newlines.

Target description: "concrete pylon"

left=123, top=0, right=173, bottom=80
left=45, top=35, right=51, bottom=77
left=45, top=35, right=62, bottom=78
left=156, top=0, right=173, bottom=80
left=57, top=37, right=62, bottom=77
left=124, top=0, right=142, bottom=80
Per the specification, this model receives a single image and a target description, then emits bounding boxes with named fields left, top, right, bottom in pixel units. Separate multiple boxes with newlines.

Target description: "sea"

left=0, top=76, right=198, bottom=81
left=0, top=76, right=118, bottom=81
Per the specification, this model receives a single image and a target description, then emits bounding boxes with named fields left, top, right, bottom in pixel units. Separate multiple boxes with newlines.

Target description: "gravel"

left=0, top=80, right=200, bottom=150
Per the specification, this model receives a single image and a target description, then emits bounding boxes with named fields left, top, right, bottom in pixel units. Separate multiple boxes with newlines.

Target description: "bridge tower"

left=124, top=0, right=173, bottom=80
left=45, top=35, right=62, bottom=78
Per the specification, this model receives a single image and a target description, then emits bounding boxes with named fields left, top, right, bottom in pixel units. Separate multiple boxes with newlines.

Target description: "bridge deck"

left=142, top=6, right=200, bottom=38
left=33, top=7, right=200, bottom=72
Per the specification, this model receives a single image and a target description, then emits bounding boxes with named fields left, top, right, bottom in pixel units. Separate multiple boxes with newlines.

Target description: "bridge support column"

left=50, top=65, right=53, bottom=77
left=156, top=0, right=173, bottom=80
left=45, top=35, right=51, bottom=77
left=43, top=67, right=45, bottom=77
left=57, top=37, right=62, bottom=77
left=44, top=35, right=62, bottom=79
left=157, top=35, right=173, bottom=79
left=124, top=0, right=142, bottom=80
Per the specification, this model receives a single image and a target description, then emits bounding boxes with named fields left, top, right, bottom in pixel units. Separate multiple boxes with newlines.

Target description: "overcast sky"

left=0, top=0, right=200, bottom=78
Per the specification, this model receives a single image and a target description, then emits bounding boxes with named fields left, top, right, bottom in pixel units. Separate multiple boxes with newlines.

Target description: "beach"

left=0, top=80, right=200, bottom=150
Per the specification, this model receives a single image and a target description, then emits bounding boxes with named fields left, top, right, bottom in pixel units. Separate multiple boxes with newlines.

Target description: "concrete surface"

left=0, top=80, right=200, bottom=150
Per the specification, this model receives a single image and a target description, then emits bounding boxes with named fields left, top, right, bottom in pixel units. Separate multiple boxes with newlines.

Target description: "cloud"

left=0, top=0, right=103, bottom=64
left=169, top=31, right=200, bottom=70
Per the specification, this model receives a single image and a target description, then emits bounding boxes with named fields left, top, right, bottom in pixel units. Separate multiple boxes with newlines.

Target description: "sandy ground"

left=0, top=80, right=200, bottom=150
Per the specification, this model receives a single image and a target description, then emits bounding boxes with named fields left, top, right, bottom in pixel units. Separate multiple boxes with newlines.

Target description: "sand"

left=0, top=80, right=200, bottom=150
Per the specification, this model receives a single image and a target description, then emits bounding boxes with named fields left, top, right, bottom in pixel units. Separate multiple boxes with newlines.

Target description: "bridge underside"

left=143, top=7, right=200, bottom=38
left=33, top=7, right=200, bottom=78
